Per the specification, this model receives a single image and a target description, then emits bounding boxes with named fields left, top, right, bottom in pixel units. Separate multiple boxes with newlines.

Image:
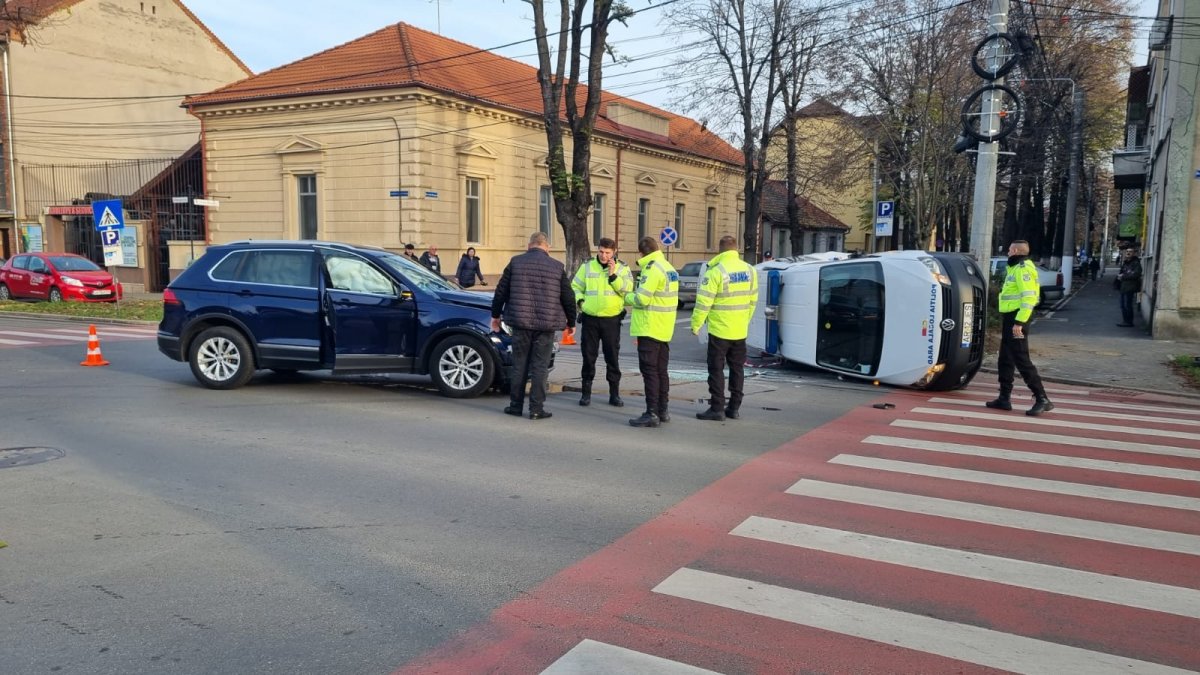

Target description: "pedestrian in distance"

left=625, top=236, right=679, bottom=428
left=692, top=235, right=758, bottom=421
left=491, top=232, right=576, bottom=420
left=403, top=243, right=420, bottom=264
left=419, top=244, right=442, bottom=276
left=987, top=240, right=1054, bottom=416
left=456, top=247, right=487, bottom=288
left=1088, top=255, right=1100, bottom=281
left=571, top=237, right=634, bottom=407
left=1116, top=248, right=1142, bottom=327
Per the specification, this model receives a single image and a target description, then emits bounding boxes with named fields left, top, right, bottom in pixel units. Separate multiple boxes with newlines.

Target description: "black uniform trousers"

left=997, top=311, right=1046, bottom=399
left=636, top=337, right=670, bottom=415
left=579, top=313, right=622, bottom=389
left=509, top=328, right=555, bottom=413
left=706, top=335, right=747, bottom=412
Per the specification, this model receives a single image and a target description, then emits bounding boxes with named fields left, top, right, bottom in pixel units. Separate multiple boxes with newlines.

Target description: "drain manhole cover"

left=0, top=447, right=66, bottom=469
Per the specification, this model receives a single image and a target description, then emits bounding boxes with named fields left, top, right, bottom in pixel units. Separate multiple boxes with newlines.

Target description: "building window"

left=298, top=174, right=317, bottom=240
left=593, top=193, right=606, bottom=243
left=465, top=178, right=483, bottom=243
left=673, top=203, right=685, bottom=248
left=539, top=185, right=553, bottom=243
left=637, top=198, right=649, bottom=240
left=706, top=207, right=716, bottom=250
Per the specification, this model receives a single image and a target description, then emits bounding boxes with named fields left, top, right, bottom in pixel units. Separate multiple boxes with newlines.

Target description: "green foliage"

left=0, top=299, right=163, bottom=322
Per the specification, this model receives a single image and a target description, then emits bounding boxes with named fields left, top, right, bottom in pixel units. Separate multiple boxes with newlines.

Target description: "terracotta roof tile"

left=185, top=23, right=742, bottom=166
left=761, top=180, right=849, bottom=230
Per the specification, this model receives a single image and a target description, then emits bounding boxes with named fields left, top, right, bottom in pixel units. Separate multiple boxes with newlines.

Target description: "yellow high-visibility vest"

left=625, top=250, right=678, bottom=341
left=690, top=249, right=758, bottom=340
left=998, top=258, right=1040, bottom=324
left=571, top=257, right=633, bottom=318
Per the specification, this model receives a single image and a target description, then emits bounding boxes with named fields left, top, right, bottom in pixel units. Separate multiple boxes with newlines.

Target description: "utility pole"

left=1061, top=87, right=1084, bottom=291
left=968, top=0, right=1009, bottom=281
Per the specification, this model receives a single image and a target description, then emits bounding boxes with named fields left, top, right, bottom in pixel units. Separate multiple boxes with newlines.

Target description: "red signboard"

left=47, top=205, right=94, bottom=216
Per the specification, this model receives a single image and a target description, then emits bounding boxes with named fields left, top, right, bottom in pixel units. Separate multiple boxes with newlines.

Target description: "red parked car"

left=0, top=252, right=123, bottom=302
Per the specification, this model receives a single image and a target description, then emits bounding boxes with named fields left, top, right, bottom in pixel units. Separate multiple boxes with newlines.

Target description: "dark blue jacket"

left=456, top=254, right=484, bottom=287
left=491, top=248, right=576, bottom=331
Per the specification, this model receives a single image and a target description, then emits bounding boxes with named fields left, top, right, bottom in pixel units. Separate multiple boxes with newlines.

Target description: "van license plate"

left=960, top=302, right=973, bottom=347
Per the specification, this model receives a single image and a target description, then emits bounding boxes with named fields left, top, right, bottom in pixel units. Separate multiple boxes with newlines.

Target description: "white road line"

left=829, top=454, right=1200, bottom=511
left=654, top=568, right=1190, bottom=675
left=928, top=397, right=1200, bottom=426
left=951, top=391, right=1200, bottom=416
left=910, top=407, right=1200, bottom=442
left=863, top=435, right=1200, bottom=482
left=0, top=330, right=89, bottom=341
left=963, top=384, right=1089, bottom=396
left=732, top=517, right=1200, bottom=620
left=891, top=420, right=1200, bottom=460
left=0, top=337, right=36, bottom=345
left=45, top=327, right=156, bottom=337
left=542, top=639, right=720, bottom=675
left=785, top=480, right=1200, bottom=556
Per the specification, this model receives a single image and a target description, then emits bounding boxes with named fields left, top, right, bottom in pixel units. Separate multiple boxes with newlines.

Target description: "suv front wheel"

left=189, top=326, right=256, bottom=390
left=430, top=334, right=494, bottom=398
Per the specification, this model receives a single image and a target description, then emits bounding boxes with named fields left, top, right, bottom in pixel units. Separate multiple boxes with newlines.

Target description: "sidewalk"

left=984, top=267, right=1200, bottom=397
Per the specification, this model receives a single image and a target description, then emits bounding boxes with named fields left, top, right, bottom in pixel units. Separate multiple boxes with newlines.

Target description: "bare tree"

left=528, top=0, right=631, bottom=274
left=671, top=0, right=789, bottom=262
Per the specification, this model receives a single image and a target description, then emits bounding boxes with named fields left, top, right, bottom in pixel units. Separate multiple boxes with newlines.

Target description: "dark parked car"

left=158, top=240, right=529, bottom=397
left=0, top=252, right=123, bottom=302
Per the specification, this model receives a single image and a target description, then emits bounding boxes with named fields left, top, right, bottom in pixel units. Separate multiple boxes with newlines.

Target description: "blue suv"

left=158, top=241, right=524, bottom=397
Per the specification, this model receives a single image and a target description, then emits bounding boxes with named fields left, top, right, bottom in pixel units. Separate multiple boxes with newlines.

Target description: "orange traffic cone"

left=80, top=324, right=110, bottom=367
left=561, top=327, right=576, bottom=346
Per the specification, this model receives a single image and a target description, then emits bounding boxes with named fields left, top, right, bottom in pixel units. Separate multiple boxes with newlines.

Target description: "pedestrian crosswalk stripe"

left=731, top=517, right=1200, bottom=620
left=892, top=420, right=1200, bottom=460
left=0, top=337, right=36, bottom=345
left=0, top=330, right=89, bottom=341
left=929, top=397, right=1200, bottom=427
left=951, top=392, right=1200, bottom=416
left=786, top=480, right=1200, bottom=555
left=829, top=454, right=1200, bottom=511
left=863, top=435, right=1200, bottom=482
left=542, top=639, right=720, bottom=674
left=654, top=568, right=1190, bottom=675
left=912, top=407, right=1200, bottom=441
left=964, top=384, right=1090, bottom=397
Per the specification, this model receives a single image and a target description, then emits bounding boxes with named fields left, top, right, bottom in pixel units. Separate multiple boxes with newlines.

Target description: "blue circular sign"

left=660, top=226, right=678, bottom=247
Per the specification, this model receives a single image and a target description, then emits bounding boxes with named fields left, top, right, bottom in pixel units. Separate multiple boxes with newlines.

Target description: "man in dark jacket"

left=1116, top=248, right=1142, bottom=327
left=419, top=245, right=441, bottom=275
left=491, top=232, right=576, bottom=420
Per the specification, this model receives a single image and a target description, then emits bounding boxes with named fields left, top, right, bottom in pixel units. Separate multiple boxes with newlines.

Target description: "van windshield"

left=377, top=251, right=458, bottom=292
left=815, top=261, right=884, bottom=376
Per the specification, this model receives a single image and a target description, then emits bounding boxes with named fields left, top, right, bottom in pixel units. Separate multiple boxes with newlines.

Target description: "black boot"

left=629, top=411, right=660, bottom=428
left=696, top=408, right=726, bottom=421
left=608, top=386, right=624, bottom=407
left=724, top=406, right=740, bottom=419
left=579, top=382, right=591, bottom=407
left=657, top=408, right=670, bottom=423
left=985, top=397, right=1012, bottom=411
left=1027, top=397, right=1054, bottom=416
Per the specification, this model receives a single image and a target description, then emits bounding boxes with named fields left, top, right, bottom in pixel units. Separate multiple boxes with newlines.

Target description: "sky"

left=188, top=0, right=683, bottom=111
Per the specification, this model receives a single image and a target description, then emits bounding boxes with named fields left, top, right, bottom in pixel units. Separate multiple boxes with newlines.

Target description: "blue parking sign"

left=876, top=201, right=894, bottom=218
left=100, top=229, right=121, bottom=247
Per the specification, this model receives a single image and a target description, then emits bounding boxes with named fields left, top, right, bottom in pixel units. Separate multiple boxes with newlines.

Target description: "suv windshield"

left=377, top=251, right=458, bottom=293
left=48, top=256, right=101, bottom=272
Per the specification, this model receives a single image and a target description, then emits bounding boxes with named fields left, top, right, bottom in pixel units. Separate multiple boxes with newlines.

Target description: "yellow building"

left=0, top=0, right=250, bottom=259
left=767, top=99, right=873, bottom=253
left=183, top=23, right=744, bottom=275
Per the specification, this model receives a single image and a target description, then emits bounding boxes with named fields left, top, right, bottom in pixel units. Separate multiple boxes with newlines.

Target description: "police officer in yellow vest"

left=987, top=240, right=1054, bottom=416
left=572, top=237, right=634, bottom=407
left=692, top=235, right=758, bottom=421
left=625, top=236, right=679, bottom=428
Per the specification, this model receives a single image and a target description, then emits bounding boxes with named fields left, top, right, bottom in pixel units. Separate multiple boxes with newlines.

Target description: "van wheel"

left=430, top=335, right=494, bottom=398
left=189, top=326, right=256, bottom=389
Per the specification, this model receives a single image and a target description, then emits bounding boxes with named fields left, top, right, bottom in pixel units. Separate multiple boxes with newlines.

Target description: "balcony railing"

left=1113, top=146, right=1148, bottom=189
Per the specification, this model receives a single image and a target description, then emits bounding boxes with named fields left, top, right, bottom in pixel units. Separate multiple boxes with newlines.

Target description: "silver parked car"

left=676, top=260, right=706, bottom=308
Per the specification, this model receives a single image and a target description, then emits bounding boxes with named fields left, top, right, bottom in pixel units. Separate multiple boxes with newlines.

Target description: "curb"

left=978, top=366, right=1200, bottom=401
left=0, top=310, right=157, bottom=327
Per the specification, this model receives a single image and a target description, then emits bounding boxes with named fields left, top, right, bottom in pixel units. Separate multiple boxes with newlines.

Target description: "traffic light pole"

left=968, top=0, right=1009, bottom=286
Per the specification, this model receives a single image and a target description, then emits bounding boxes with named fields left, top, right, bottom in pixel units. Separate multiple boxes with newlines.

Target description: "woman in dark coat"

left=456, top=247, right=486, bottom=288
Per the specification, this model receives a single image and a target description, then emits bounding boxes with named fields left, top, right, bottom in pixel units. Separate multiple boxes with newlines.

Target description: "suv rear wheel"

left=189, top=326, right=256, bottom=389
left=430, top=334, right=494, bottom=398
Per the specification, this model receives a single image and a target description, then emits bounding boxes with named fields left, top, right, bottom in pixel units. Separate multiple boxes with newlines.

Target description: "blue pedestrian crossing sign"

left=660, top=226, right=678, bottom=247
left=92, top=199, right=124, bottom=231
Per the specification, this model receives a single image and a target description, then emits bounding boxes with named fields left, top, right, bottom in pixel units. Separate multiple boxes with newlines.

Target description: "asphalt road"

left=0, top=315, right=877, bottom=674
